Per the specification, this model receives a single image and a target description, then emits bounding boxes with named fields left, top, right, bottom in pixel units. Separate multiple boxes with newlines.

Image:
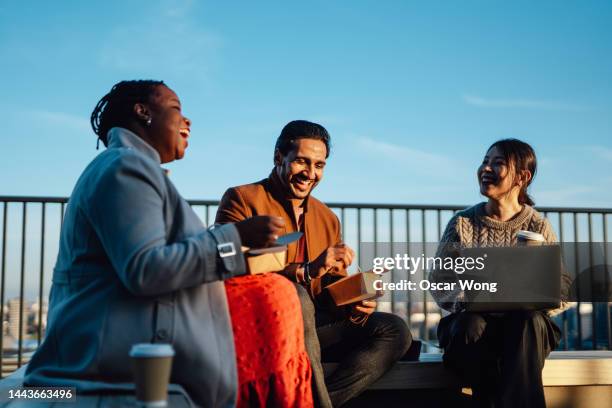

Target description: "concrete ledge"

left=323, top=351, right=612, bottom=389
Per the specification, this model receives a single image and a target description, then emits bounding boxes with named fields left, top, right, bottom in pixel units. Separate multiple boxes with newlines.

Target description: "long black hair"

left=488, top=138, right=537, bottom=206
left=90, top=80, right=165, bottom=148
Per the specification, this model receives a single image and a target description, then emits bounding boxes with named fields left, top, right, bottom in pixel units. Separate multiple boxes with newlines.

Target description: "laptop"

left=458, top=245, right=562, bottom=312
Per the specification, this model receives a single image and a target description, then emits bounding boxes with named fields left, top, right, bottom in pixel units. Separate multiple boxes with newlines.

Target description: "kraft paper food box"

left=241, top=246, right=287, bottom=274
left=325, top=271, right=383, bottom=306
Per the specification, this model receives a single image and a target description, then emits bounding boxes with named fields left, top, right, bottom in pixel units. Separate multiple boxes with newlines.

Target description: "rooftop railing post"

left=389, top=209, right=394, bottom=314
left=405, top=209, right=411, bottom=328
left=18, top=203, right=27, bottom=367
left=357, top=209, right=362, bottom=268
left=1, top=203, right=7, bottom=376
left=373, top=209, right=378, bottom=257
left=37, top=203, right=46, bottom=344
left=574, top=212, right=582, bottom=350
left=603, top=214, right=611, bottom=349
left=558, top=212, right=569, bottom=350
left=421, top=209, right=428, bottom=341
left=588, top=213, right=596, bottom=349
left=60, top=202, right=65, bottom=227
left=340, top=207, right=346, bottom=243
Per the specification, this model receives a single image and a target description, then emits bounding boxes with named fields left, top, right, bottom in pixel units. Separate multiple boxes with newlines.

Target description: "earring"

left=146, top=117, right=152, bottom=126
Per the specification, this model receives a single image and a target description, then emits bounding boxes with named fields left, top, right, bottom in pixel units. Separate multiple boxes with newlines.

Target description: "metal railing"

left=0, top=196, right=610, bottom=376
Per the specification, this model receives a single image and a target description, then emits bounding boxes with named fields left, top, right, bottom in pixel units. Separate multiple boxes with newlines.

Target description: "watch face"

left=304, top=263, right=312, bottom=283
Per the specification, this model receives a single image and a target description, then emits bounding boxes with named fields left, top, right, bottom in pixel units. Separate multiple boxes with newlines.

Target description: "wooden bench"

left=323, top=351, right=612, bottom=389
left=1, top=351, right=611, bottom=407
left=326, top=351, right=612, bottom=408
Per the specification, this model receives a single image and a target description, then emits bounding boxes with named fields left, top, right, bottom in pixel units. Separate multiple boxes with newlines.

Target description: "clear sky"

left=1, top=0, right=611, bottom=208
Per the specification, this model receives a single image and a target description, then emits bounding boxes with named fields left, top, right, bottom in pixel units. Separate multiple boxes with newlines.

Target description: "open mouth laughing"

left=480, top=173, right=496, bottom=186
left=291, top=175, right=314, bottom=192
left=179, top=128, right=190, bottom=147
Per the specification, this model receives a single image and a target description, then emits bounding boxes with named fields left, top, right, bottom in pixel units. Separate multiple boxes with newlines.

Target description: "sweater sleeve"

left=540, top=219, right=572, bottom=316
left=429, top=215, right=465, bottom=312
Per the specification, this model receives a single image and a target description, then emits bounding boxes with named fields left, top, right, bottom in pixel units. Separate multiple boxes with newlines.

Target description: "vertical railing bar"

left=389, top=209, right=394, bottom=314
left=37, top=203, right=46, bottom=345
left=557, top=212, right=564, bottom=243
left=588, top=213, right=596, bottom=349
left=422, top=209, right=428, bottom=340
left=0, top=203, right=8, bottom=375
left=373, top=210, right=378, bottom=259
left=60, top=202, right=65, bottom=227
left=357, top=209, right=362, bottom=268
left=558, top=212, right=568, bottom=350
left=406, top=209, right=411, bottom=328
left=574, top=212, right=582, bottom=350
left=205, top=205, right=210, bottom=228
left=18, top=203, right=27, bottom=367
left=603, top=214, right=611, bottom=349
left=340, top=207, right=346, bottom=242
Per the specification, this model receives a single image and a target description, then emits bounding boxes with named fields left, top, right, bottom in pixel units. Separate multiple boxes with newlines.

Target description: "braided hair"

left=90, top=80, right=165, bottom=148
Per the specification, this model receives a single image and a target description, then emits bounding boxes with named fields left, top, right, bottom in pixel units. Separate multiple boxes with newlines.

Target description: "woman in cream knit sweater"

left=432, top=139, right=570, bottom=408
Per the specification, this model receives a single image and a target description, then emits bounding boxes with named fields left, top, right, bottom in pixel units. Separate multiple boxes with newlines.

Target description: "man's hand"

left=348, top=300, right=376, bottom=326
left=308, top=243, right=355, bottom=279
left=351, top=300, right=377, bottom=316
left=234, top=216, right=285, bottom=248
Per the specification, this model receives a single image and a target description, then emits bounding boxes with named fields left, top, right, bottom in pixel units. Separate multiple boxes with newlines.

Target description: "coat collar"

left=266, top=170, right=317, bottom=262
left=107, top=127, right=162, bottom=164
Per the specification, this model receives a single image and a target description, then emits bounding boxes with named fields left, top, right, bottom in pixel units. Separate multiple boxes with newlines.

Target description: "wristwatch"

left=303, top=262, right=312, bottom=285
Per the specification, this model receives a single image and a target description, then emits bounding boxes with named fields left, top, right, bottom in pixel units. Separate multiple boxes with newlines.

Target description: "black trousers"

left=437, top=311, right=561, bottom=408
left=294, top=283, right=412, bottom=408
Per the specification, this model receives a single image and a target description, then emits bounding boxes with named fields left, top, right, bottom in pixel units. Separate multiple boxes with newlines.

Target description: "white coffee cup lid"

left=516, top=230, right=545, bottom=242
left=129, top=343, right=175, bottom=358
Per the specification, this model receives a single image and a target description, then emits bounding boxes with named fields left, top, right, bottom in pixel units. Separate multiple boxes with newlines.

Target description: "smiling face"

left=275, top=138, right=327, bottom=200
left=477, top=145, right=518, bottom=200
left=140, top=85, right=191, bottom=163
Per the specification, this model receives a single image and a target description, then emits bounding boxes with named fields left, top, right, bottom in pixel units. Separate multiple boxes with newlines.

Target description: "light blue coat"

left=25, top=127, right=245, bottom=407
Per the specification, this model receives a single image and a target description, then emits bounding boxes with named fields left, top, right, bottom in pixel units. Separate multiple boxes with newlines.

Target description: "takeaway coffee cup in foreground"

left=517, top=230, right=545, bottom=246
left=130, top=343, right=175, bottom=407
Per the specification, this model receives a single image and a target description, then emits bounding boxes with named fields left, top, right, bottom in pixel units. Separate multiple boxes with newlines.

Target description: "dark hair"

left=90, top=80, right=165, bottom=148
left=275, top=120, right=331, bottom=158
left=488, top=138, right=537, bottom=206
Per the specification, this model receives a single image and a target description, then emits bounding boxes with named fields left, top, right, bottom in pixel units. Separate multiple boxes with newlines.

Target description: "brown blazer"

left=215, top=171, right=347, bottom=299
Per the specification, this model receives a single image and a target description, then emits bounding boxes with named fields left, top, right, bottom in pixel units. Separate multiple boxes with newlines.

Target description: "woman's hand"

left=235, top=216, right=285, bottom=248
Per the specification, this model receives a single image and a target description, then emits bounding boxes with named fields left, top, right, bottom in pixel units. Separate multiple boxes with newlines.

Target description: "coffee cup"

left=130, top=343, right=175, bottom=407
left=516, top=230, right=545, bottom=246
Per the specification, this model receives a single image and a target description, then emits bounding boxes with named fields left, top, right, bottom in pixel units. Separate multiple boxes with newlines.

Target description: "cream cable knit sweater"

left=431, top=202, right=570, bottom=316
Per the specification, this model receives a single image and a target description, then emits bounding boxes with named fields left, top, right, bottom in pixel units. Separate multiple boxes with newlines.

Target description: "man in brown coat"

left=216, top=120, right=412, bottom=407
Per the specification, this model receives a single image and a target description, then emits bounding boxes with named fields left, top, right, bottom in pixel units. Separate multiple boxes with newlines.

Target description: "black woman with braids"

left=24, top=80, right=314, bottom=407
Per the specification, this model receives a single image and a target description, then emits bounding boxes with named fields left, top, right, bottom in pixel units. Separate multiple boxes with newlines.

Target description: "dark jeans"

left=294, top=284, right=412, bottom=408
left=438, top=311, right=561, bottom=408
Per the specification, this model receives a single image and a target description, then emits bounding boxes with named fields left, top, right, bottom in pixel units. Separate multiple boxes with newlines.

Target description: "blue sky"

left=1, top=0, right=611, bottom=208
